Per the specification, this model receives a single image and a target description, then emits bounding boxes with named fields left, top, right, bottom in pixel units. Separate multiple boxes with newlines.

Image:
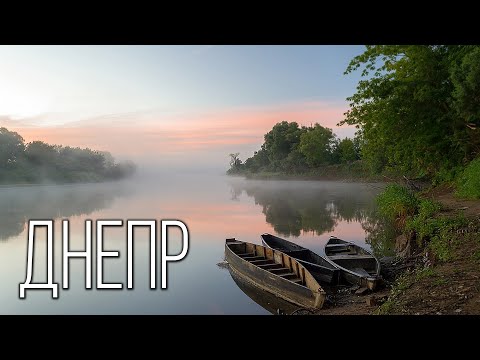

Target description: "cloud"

left=3, top=100, right=355, bottom=166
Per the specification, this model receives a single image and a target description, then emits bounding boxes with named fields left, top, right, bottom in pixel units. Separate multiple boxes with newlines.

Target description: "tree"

left=24, top=141, right=58, bottom=165
left=299, top=124, right=335, bottom=167
left=336, top=138, right=357, bottom=163
left=0, top=127, right=25, bottom=167
left=228, top=152, right=243, bottom=174
left=0, top=127, right=136, bottom=184
left=263, top=121, right=306, bottom=164
left=341, top=45, right=480, bottom=177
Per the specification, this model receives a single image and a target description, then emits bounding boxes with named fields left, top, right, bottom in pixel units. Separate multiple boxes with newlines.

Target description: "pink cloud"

left=3, top=101, right=354, bottom=161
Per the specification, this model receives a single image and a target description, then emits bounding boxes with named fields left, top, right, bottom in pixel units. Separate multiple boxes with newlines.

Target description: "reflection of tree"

left=0, top=183, right=129, bottom=241
left=228, top=179, right=380, bottom=237
left=362, top=211, right=397, bottom=258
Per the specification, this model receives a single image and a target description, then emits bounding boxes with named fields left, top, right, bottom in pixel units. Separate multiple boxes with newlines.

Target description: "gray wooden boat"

left=324, top=236, right=382, bottom=290
left=225, top=238, right=326, bottom=310
left=261, top=233, right=340, bottom=285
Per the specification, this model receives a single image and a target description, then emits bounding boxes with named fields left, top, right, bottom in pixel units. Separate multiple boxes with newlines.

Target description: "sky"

left=0, top=45, right=365, bottom=171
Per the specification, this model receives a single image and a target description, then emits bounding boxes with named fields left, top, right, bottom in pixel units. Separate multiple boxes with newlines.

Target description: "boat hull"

left=225, top=239, right=326, bottom=310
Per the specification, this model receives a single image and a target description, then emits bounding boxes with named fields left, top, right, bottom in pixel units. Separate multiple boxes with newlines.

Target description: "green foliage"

left=432, top=166, right=462, bottom=185
left=375, top=266, right=436, bottom=314
left=0, top=128, right=136, bottom=184
left=334, top=138, right=358, bottom=164
left=227, top=153, right=243, bottom=174
left=228, top=121, right=363, bottom=176
left=298, top=124, right=335, bottom=167
left=341, top=45, right=480, bottom=178
left=472, top=250, right=480, bottom=262
left=263, top=121, right=305, bottom=163
left=455, top=157, right=480, bottom=199
left=407, top=212, right=467, bottom=261
left=376, top=184, right=419, bottom=225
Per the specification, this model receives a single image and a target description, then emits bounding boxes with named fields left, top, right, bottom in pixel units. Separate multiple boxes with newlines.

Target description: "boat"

left=225, top=238, right=326, bottom=310
left=261, top=233, right=340, bottom=285
left=324, top=236, right=382, bottom=290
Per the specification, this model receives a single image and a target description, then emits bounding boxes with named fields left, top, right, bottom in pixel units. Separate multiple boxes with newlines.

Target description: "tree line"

left=228, top=121, right=361, bottom=175
left=229, top=45, right=480, bottom=188
left=0, top=127, right=136, bottom=184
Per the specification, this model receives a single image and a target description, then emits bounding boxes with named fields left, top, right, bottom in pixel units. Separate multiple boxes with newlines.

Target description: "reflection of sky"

left=0, top=175, right=382, bottom=314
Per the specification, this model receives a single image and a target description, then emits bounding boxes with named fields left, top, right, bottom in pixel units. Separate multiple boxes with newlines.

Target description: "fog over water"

left=0, top=170, right=390, bottom=314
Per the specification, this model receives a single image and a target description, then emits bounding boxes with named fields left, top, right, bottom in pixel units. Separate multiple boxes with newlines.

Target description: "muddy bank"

left=312, top=188, right=480, bottom=315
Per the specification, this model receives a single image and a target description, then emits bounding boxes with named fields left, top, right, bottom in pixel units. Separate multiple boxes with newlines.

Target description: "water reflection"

left=228, top=178, right=396, bottom=258
left=228, top=179, right=379, bottom=237
left=228, top=268, right=301, bottom=315
left=0, top=182, right=130, bottom=241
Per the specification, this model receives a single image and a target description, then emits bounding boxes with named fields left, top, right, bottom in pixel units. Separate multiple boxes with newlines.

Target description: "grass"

left=472, top=250, right=480, bottom=263
left=455, top=157, right=480, bottom=199
left=375, top=267, right=437, bottom=315
left=376, top=184, right=419, bottom=227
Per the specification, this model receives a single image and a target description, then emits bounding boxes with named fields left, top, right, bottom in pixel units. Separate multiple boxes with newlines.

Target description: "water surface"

left=0, top=174, right=388, bottom=314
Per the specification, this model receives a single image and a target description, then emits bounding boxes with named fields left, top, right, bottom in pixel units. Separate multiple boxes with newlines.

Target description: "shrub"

left=376, top=184, right=419, bottom=227
left=456, top=157, right=480, bottom=199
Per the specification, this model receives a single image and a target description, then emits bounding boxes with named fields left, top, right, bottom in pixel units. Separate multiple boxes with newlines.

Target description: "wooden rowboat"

left=225, top=238, right=326, bottom=310
left=261, top=233, right=340, bottom=285
left=324, top=236, right=382, bottom=290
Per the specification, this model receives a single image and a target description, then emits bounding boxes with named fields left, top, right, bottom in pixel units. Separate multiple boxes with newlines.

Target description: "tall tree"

left=341, top=45, right=480, bottom=176
left=299, top=124, right=335, bottom=167
left=0, top=128, right=25, bottom=168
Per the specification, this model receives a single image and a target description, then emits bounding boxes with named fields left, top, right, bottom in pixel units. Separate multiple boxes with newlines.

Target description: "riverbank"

left=232, top=162, right=403, bottom=183
left=314, top=187, right=480, bottom=315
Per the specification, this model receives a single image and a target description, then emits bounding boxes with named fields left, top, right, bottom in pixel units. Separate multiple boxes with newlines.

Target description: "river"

left=0, top=174, right=389, bottom=314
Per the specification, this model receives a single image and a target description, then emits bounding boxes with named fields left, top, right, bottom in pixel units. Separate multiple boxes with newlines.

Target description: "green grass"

left=455, top=157, right=480, bottom=199
left=376, top=184, right=419, bottom=226
left=374, top=267, right=436, bottom=315
left=472, top=250, right=480, bottom=263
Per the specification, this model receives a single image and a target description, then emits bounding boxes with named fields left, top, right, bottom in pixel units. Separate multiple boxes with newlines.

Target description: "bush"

left=376, top=184, right=419, bottom=227
left=455, top=157, right=480, bottom=199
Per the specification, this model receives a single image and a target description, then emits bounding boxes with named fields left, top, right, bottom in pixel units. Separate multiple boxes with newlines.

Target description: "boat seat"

left=325, top=243, right=351, bottom=248
left=328, top=254, right=374, bottom=260
left=278, top=273, right=299, bottom=280
left=237, top=253, right=255, bottom=258
left=242, top=256, right=265, bottom=261
left=227, top=241, right=244, bottom=245
left=269, top=267, right=291, bottom=274
left=289, top=278, right=303, bottom=284
left=257, top=263, right=283, bottom=270
left=249, top=259, right=273, bottom=265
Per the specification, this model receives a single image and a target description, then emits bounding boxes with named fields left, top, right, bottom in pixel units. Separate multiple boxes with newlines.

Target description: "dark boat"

left=225, top=238, right=326, bottom=310
left=324, top=236, right=382, bottom=290
left=261, top=233, right=340, bottom=285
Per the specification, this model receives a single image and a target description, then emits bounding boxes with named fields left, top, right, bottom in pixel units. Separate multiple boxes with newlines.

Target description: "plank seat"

left=269, top=267, right=291, bottom=274
left=257, top=263, right=283, bottom=270
left=237, top=253, right=255, bottom=258
left=328, top=254, right=374, bottom=260
left=243, top=256, right=265, bottom=261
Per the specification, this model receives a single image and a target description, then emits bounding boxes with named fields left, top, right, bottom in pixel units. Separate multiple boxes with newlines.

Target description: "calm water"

left=0, top=174, right=388, bottom=314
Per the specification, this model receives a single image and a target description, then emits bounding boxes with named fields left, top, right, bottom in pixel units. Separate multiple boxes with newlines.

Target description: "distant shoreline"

left=0, top=178, right=129, bottom=189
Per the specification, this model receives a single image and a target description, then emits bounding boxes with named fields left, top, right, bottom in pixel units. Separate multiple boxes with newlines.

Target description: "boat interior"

left=325, top=241, right=378, bottom=276
left=227, top=239, right=312, bottom=287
